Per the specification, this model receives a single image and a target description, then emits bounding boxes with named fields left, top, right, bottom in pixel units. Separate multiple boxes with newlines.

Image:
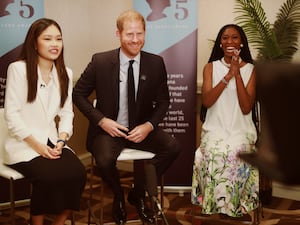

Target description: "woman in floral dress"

left=191, top=24, right=259, bottom=217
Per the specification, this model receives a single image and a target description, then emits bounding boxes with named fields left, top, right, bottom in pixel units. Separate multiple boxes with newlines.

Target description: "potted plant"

left=234, top=0, right=300, bottom=204
left=234, top=0, right=300, bottom=62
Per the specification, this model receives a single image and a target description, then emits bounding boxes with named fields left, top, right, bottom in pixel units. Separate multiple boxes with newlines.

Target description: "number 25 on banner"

left=19, top=0, right=34, bottom=18
left=175, top=0, right=188, bottom=20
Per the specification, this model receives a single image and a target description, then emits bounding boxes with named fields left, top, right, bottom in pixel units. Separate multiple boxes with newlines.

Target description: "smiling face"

left=220, top=27, right=242, bottom=58
left=36, top=24, right=63, bottom=63
left=117, top=19, right=145, bottom=59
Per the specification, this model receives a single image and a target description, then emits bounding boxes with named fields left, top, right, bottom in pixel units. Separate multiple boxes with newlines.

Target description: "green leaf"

left=273, top=0, right=300, bottom=61
left=234, top=0, right=300, bottom=62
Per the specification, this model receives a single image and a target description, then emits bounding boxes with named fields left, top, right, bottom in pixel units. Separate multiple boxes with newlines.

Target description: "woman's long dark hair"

left=200, top=24, right=255, bottom=123
left=208, top=24, right=253, bottom=64
left=19, top=18, right=69, bottom=107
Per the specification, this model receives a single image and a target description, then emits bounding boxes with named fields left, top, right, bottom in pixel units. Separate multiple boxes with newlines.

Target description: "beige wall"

left=44, top=0, right=133, bottom=153
left=44, top=0, right=299, bottom=153
left=45, top=0, right=299, bottom=88
left=44, top=0, right=132, bottom=82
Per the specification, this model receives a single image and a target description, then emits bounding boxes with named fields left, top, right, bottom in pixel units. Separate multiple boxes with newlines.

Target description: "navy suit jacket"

left=73, top=48, right=170, bottom=151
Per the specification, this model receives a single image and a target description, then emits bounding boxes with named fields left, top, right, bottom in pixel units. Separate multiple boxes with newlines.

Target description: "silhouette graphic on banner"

left=145, top=0, right=170, bottom=21
left=0, top=0, right=14, bottom=17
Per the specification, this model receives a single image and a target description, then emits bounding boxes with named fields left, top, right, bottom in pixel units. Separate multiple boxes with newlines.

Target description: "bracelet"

left=57, top=139, right=67, bottom=146
left=221, top=77, right=228, bottom=85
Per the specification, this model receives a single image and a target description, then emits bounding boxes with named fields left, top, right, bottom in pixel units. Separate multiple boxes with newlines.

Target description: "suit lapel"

left=110, top=49, right=121, bottom=115
left=136, top=53, right=148, bottom=107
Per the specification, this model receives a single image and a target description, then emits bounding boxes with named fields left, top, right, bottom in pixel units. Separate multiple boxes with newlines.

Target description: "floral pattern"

left=191, top=131, right=259, bottom=217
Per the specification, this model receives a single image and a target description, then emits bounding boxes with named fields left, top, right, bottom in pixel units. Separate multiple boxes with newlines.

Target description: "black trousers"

left=9, top=147, right=87, bottom=215
left=90, top=128, right=180, bottom=200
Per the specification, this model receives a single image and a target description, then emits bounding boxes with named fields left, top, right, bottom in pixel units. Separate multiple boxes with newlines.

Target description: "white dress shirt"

left=117, top=50, right=140, bottom=127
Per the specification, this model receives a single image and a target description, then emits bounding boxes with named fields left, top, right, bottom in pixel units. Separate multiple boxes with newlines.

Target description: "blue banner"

left=0, top=0, right=44, bottom=107
left=134, top=0, right=197, bottom=54
left=134, top=0, right=198, bottom=186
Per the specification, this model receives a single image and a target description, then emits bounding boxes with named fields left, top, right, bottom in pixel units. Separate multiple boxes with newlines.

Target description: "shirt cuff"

left=146, top=121, right=154, bottom=131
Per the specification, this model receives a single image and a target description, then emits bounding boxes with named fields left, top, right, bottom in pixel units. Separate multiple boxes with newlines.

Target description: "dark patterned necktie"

left=128, top=60, right=136, bottom=129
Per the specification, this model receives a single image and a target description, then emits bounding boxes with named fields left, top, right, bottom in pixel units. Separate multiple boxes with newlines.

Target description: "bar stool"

left=87, top=148, right=164, bottom=225
left=0, top=109, right=30, bottom=225
left=0, top=108, right=75, bottom=225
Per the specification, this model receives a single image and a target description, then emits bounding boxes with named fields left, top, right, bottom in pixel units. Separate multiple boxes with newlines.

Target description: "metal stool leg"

left=9, top=178, right=16, bottom=225
left=87, top=158, right=93, bottom=225
left=70, top=212, right=75, bottom=225
left=145, top=162, right=168, bottom=225
left=160, top=175, right=164, bottom=208
left=99, top=176, right=104, bottom=225
left=88, top=157, right=104, bottom=225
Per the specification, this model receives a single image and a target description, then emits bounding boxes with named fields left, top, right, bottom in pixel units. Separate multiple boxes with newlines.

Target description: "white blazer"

left=4, top=60, right=74, bottom=164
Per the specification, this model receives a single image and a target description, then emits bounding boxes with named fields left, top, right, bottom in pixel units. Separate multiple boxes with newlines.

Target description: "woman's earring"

left=220, top=44, right=222, bottom=48
left=240, top=43, right=243, bottom=48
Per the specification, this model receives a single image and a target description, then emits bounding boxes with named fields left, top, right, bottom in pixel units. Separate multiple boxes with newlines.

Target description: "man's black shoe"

left=127, top=189, right=155, bottom=224
left=112, top=198, right=127, bottom=225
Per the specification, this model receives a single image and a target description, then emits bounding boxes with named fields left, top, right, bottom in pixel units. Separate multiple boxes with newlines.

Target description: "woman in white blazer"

left=4, top=18, right=86, bottom=225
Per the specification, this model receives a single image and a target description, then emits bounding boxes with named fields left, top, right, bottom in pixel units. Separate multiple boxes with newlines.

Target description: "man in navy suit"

left=73, top=10, right=180, bottom=225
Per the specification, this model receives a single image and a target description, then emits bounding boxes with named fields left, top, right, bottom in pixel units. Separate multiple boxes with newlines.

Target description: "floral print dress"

left=191, top=61, right=259, bottom=217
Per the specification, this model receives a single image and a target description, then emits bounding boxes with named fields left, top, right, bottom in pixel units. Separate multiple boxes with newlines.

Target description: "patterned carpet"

left=1, top=170, right=300, bottom=225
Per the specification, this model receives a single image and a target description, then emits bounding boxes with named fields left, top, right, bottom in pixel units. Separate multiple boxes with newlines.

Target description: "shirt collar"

left=37, top=63, right=58, bottom=87
left=119, top=50, right=140, bottom=66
